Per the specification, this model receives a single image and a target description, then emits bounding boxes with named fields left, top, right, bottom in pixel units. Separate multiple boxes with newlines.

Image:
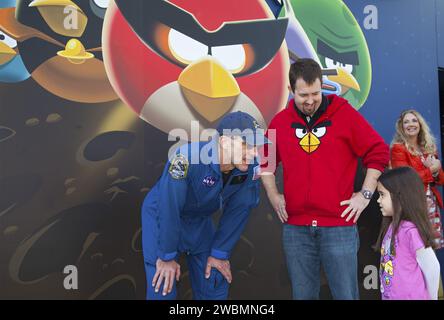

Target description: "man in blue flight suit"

left=141, top=111, right=269, bottom=300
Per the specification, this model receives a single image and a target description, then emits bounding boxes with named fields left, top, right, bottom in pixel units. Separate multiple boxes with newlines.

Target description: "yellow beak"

left=178, top=58, right=241, bottom=122
left=0, top=41, right=17, bottom=65
left=299, top=132, right=320, bottom=154
left=328, top=67, right=361, bottom=94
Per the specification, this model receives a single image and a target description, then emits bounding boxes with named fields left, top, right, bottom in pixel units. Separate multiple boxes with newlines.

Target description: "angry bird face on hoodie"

left=102, top=0, right=290, bottom=137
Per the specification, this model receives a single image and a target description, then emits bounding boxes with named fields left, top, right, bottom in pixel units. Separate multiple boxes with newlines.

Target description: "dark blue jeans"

left=283, top=224, right=360, bottom=300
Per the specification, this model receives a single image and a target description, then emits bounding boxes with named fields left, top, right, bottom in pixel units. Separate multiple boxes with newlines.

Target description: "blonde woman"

left=390, top=109, right=444, bottom=249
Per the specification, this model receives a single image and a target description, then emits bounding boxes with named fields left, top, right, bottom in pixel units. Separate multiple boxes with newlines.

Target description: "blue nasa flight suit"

left=141, top=139, right=260, bottom=300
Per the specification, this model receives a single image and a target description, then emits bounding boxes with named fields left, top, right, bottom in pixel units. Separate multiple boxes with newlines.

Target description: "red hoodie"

left=262, top=95, right=389, bottom=227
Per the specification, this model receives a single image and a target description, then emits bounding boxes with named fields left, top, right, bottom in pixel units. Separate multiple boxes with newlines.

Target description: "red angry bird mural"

left=102, top=0, right=290, bottom=137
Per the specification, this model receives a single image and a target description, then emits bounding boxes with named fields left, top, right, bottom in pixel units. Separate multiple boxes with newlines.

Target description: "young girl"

left=376, top=166, right=440, bottom=300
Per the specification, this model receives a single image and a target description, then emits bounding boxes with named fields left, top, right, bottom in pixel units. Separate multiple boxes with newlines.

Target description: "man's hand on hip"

left=340, top=192, right=370, bottom=223
left=205, top=256, right=232, bottom=284
left=153, top=258, right=181, bottom=296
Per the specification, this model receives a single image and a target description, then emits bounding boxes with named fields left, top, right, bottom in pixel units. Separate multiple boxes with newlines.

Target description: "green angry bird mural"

left=290, top=0, right=372, bottom=109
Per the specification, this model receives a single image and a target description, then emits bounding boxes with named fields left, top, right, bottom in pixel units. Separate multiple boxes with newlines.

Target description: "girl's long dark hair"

left=375, top=167, right=437, bottom=255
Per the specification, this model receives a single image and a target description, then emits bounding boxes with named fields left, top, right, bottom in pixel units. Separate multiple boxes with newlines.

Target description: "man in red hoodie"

left=261, top=58, right=389, bottom=299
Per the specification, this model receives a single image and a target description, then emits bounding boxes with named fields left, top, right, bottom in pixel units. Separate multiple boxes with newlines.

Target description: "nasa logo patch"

left=202, top=175, right=217, bottom=187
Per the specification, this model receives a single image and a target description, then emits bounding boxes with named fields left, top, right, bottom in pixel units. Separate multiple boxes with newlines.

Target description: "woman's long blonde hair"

left=391, top=109, right=437, bottom=155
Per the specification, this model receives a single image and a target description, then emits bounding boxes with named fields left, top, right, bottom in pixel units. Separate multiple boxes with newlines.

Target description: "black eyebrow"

left=313, top=120, right=332, bottom=129
left=291, top=123, right=307, bottom=129
left=317, top=39, right=359, bottom=65
left=116, top=0, right=285, bottom=46
left=115, top=0, right=288, bottom=76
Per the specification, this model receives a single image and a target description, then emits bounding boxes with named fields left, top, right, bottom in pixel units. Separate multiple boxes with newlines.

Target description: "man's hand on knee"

left=205, top=256, right=232, bottom=284
left=153, top=258, right=181, bottom=296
